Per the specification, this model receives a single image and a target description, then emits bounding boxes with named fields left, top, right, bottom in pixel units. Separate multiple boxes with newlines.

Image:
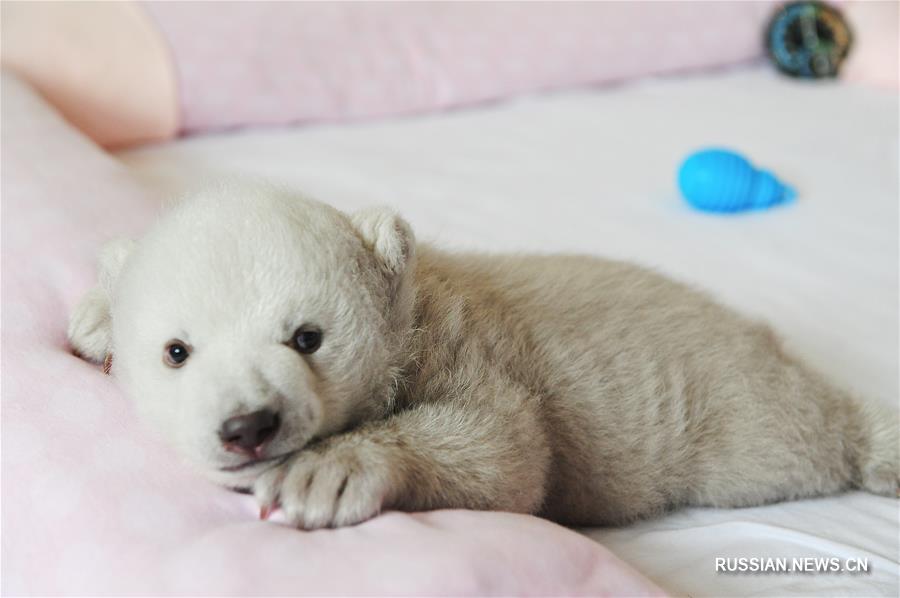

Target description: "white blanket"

left=119, top=66, right=899, bottom=597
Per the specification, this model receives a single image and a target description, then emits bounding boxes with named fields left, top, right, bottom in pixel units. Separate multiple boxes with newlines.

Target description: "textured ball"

left=766, top=1, right=852, bottom=79
left=677, top=149, right=795, bottom=214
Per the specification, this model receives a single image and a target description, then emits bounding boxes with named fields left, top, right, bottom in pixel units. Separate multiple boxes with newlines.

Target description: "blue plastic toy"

left=677, top=148, right=795, bottom=213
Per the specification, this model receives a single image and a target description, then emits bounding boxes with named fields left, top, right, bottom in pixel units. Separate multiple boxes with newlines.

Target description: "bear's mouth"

left=220, top=452, right=293, bottom=473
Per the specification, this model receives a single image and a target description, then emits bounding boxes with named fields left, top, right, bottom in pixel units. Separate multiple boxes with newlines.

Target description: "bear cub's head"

left=68, top=187, right=416, bottom=487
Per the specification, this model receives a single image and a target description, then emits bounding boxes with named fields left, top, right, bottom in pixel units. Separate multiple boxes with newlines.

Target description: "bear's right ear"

left=350, top=207, right=416, bottom=280
left=350, top=207, right=417, bottom=322
left=68, top=238, right=135, bottom=364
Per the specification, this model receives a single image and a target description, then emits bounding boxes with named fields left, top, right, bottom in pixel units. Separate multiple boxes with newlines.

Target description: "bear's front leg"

left=254, top=384, right=551, bottom=529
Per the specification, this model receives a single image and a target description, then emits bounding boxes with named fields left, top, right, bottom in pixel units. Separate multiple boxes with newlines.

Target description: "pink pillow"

left=144, top=1, right=777, bottom=134
left=2, top=2, right=777, bottom=146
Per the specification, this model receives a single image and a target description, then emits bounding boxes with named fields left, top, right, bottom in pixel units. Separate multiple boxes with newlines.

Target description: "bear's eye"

left=291, top=326, right=323, bottom=354
left=163, top=340, right=190, bottom=368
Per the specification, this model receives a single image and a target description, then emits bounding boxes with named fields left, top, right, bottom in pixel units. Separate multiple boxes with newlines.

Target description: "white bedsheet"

left=118, top=66, right=899, bottom=597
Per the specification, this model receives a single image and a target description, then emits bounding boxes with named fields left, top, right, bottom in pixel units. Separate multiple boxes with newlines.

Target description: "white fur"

left=69, top=184, right=899, bottom=528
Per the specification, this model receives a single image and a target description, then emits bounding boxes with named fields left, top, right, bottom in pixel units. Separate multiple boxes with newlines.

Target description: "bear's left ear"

left=350, top=207, right=416, bottom=279
left=68, top=238, right=135, bottom=365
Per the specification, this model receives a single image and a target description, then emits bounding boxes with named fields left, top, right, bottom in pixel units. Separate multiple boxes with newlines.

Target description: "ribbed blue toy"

left=677, top=149, right=795, bottom=213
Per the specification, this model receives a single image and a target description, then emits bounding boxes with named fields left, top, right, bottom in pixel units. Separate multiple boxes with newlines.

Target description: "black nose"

left=219, top=409, right=281, bottom=455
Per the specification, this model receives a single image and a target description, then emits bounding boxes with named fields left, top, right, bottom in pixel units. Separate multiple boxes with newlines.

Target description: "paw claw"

left=252, top=442, right=392, bottom=529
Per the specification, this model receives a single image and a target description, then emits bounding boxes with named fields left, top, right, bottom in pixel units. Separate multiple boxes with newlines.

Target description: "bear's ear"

left=68, top=238, right=135, bottom=364
left=98, top=238, right=136, bottom=296
left=350, top=207, right=415, bottom=278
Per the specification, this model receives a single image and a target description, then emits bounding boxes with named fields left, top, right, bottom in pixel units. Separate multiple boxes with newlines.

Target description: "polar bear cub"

left=68, top=185, right=899, bottom=529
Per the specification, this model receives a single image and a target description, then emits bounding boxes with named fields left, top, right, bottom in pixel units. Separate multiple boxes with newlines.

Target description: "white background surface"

left=119, top=67, right=899, bottom=597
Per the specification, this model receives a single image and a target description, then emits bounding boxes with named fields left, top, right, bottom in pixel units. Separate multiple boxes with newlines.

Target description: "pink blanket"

left=0, top=73, right=664, bottom=596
